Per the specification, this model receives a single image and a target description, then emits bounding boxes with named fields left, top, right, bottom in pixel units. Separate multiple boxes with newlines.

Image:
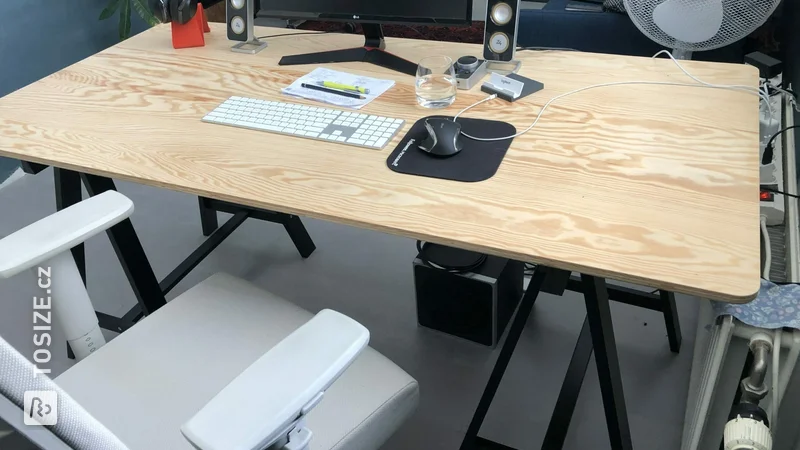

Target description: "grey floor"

left=0, top=158, right=18, bottom=185
left=0, top=171, right=698, bottom=449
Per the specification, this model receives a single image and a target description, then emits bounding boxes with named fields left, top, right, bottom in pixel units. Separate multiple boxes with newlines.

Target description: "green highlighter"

left=316, top=81, right=370, bottom=94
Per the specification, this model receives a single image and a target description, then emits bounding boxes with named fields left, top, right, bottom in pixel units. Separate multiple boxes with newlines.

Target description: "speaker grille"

left=488, top=32, right=510, bottom=53
left=491, top=2, right=513, bottom=25
left=484, top=0, right=519, bottom=61
left=230, top=16, right=245, bottom=34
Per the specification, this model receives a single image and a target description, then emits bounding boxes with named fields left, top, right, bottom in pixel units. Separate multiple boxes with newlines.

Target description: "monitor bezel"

left=258, top=1, right=473, bottom=27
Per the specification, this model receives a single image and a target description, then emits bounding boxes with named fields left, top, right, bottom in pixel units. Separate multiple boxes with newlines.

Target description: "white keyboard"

left=203, top=96, right=406, bottom=150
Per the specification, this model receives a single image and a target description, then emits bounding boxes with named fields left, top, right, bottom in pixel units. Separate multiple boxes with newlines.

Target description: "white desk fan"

left=623, top=0, right=782, bottom=59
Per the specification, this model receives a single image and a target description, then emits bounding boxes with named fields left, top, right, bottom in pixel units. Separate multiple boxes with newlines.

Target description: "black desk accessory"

left=481, top=72, right=544, bottom=102
left=453, top=56, right=489, bottom=90
left=386, top=116, right=516, bottom=183
left=418, top=118, right=464, bottom=157
left=414, top=245, right=523, bottom=347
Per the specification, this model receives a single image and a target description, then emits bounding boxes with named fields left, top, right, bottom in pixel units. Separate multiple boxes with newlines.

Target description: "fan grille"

left=624, top=0, right=781, bottom=51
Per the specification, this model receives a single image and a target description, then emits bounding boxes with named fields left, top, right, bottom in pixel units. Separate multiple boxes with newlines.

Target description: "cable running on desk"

left=454, top=50, right=771, bottom=142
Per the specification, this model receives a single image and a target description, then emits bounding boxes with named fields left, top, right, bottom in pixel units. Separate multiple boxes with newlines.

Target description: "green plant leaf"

left=119, top=0, right=132, bottom=40
left=99, top=0, right=122, bottom=20
left=131, top=0, right=159, bottom=26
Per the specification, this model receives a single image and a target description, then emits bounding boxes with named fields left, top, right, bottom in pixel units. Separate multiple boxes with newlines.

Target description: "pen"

left=301, top=83, right=365, bottom=99
left=316, top=81, right=370, bottom=94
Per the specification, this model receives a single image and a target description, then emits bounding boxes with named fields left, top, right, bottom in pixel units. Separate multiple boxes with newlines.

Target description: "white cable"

left=765, top=83, right=776, bottom=121
left=766, top=82, right=795, bottom=100
left=453, top=94, right=497, bottom=122
left=766, top=81, right=800, bottom=113
left=459, top=50, right=771, bottom=142
left=652, top=50, right=768, bottom=101
left=772, top=329, right=781, bottom=432
left=761, top=215, right=772, bottom=279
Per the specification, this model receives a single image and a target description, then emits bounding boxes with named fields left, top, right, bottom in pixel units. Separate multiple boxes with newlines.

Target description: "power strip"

left=760, top=75, right=785, bottom=226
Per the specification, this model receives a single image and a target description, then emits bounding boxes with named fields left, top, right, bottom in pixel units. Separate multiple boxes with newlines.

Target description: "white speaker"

left=483, top=0, right=520, bottom=62
left=227, top=0, right=267, bottom=54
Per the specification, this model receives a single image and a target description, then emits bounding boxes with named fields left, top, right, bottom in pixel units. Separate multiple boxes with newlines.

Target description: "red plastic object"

left=171, top=4, right=210, bottom=49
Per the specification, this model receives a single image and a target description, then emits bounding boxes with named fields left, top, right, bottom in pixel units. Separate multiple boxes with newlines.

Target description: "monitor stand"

left=278, top=24, right=418, bottom=76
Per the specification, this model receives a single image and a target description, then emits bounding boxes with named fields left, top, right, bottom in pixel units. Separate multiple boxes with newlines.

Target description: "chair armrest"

left=0, top=191, right=133, bottom=278
left=181, top=309, right=370, bottom=450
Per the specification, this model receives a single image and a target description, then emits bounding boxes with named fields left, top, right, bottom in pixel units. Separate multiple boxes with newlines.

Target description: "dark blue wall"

left=0, top=0, right=148, bottom=181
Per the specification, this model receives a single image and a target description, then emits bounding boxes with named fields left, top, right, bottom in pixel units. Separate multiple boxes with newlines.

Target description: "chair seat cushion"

left=55, top=273, right=418, bottom=450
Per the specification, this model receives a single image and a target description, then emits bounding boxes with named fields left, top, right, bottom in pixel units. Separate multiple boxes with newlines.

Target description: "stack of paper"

left=282, top=68, right=395, bottom=110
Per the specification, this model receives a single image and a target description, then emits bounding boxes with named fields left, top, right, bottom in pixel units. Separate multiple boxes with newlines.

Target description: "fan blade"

left=653, top=0, right=723, bottom=43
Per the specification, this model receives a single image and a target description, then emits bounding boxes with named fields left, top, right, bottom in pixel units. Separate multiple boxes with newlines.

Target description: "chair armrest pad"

left=181, top=309, right=369, bottom=450
left=0, top=191, right=133, bottom=278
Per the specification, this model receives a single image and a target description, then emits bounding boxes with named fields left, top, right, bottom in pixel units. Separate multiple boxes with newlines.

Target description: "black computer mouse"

left=418, top=118, right=464, bottom=157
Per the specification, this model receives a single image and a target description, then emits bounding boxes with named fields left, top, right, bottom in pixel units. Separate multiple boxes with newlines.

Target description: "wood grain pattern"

left=0, top=24, right=761, bottom=302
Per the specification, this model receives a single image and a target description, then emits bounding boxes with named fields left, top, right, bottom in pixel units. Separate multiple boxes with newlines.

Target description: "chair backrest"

left=0, top=335, right=129, bottom=450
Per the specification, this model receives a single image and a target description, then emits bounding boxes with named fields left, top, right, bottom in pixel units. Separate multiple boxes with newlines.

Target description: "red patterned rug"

left=298, top=21, right=486, bottom=44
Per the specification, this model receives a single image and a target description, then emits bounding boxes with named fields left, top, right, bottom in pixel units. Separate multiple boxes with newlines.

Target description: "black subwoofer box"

left=413, top=248, right=524, bottom=347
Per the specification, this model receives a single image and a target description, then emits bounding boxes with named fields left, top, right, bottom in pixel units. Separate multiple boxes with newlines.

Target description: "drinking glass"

left=415, top=56, right=457, bottom=108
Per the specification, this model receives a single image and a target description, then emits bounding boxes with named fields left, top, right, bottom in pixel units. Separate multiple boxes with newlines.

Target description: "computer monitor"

left=259, top=0, right=473, bottom=75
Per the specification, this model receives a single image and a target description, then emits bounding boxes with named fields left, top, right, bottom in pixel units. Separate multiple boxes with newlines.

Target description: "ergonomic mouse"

left=418, top=118, right=464, bottom=157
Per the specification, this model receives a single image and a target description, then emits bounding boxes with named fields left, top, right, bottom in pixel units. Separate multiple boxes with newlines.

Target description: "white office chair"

left=0, top=191, right=419, bottom=450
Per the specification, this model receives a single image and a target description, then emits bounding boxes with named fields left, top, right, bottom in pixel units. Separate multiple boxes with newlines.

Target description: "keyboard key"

left=207, top=98, right=401, bottom=150
left=250, top=123, right=272, bottom=131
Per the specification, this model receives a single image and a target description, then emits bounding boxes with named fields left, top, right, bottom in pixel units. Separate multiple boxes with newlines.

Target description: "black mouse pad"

left=386, top=116, right=516, bottom=182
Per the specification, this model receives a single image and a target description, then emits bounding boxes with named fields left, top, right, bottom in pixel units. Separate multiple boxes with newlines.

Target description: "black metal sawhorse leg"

left=81, top=174, right=167, bottom=316
left=54, top=168, right=84, bottom=360
left=461, top=268, right=634, bottom=450
left=54, top=168, right=86, bottom=283
left=566, top=276, right=682, bottom=354
left=198, top=197, right=316, bottom=258
left=198, top=197, right=219, bottom=237
left=51, top=170, right=169, bottom=357
left=540, top=317, right=592, bottom=449
left=581, top=275, right=633, bottom=449
left=660, top=290, right=682, bottom=353
left=460, top=269, right=549, bottom=450
left=42, top=167, right=281, bottom=337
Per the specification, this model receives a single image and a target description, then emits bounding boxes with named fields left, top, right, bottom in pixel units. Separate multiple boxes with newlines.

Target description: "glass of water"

left=416, top=56, right=457, bottom=108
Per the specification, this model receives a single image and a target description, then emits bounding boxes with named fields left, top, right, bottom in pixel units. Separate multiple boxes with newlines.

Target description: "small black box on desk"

left=413, top=250, right=524, bottom=347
